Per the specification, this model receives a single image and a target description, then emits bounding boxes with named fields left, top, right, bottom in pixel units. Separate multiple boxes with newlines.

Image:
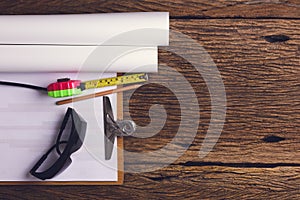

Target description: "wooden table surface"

left=0, top=0, right=299, bottom=199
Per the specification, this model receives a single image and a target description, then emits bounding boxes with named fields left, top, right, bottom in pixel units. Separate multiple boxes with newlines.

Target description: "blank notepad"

left=0, top=72, right=119, bottom=182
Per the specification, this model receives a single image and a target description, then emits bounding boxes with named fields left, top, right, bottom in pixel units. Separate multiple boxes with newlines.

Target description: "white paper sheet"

left=0, top=72, right=119, bottom=181
left=0, top=45, right=157, bottom=72
left=0, top=12, right=169, bottom=46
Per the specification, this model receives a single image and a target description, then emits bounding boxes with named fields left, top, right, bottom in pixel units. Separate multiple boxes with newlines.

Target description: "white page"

left=0, top=72, right=119, bottom=181
left=0, top=12, right=169, bottom=46
left=0, top=45, right=157, bottom=72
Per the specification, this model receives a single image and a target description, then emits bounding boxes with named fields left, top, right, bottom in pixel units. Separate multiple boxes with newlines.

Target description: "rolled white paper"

left=0, top=45, right=158, bottom=72
left=0, top=12, right=169, bottom=46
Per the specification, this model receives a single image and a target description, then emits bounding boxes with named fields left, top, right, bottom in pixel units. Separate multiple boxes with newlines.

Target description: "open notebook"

left=0, top=72, right=121, bottom=183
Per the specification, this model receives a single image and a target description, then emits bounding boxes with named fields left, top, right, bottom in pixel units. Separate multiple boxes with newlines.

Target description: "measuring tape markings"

left=84, top=73, right=148, bottom=89
left=47, top=73, right=148, bottom=98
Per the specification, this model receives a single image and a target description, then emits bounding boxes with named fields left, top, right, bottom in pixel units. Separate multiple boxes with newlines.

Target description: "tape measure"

left=83, top=73, right=148, bottom=90
left=47, top=73, right=148, bottom=98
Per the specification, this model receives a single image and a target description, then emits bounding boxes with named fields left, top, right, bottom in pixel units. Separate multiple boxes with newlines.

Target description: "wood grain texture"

left=0, top=1, right=299, bottom=199
left=123, top=19, right=300, bottom=165
left=120, top=19, right=299, bottom=199
left=0, top=167, right=299, bottom=199
left=0, top=0, right=299, bottom=18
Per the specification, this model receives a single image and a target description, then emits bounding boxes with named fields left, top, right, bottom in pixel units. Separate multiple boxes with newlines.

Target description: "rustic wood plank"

left=1, top=166, right=299, bottom=199
left=0, top=2, right=298, bottom=198
left=122, top=19, right=300, bottom=166
left=0, top=0, right=299, bottom=18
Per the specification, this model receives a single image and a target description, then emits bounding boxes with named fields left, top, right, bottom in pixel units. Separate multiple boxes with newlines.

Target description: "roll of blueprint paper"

left=0, top=12, right=169, bottom=46
left=0, top=45, right=157, bottom=72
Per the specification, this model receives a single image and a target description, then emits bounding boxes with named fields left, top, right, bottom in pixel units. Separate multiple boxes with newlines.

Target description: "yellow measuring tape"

left=83, top=73, right=148, bottom=89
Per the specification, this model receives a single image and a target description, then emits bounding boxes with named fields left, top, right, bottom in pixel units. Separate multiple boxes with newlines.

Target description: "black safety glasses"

left=30, top=107, right=87, bottom=180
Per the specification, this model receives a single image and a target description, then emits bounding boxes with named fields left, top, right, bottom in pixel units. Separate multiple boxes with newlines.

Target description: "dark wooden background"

left=0, top=0, right=299, bottom=199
